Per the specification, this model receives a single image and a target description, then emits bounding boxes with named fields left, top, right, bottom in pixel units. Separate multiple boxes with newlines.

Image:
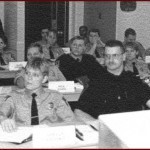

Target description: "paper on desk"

left=145, top=56, right=150, bottom=63
left=32, top=125, right=76, bottom=148
left=74, top=124, right=98, bottom=148
left=48, top=81, right=75, bottom=93
left=9, top=61, right=27, bottom=71
left=0, top=126, right=32, bottom=143
left=62, top=47, right=70, bottom=54
left=0, top=86, right=12, bottom=95
left=32, top=124, right=98, bottom=148
left=74, top=83, right=84, bottom=90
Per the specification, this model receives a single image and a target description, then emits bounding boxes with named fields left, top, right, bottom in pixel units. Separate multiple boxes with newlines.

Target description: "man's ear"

left=42, top=75, right=48, bottom=83
left=123, top=52, right=126, bottom=61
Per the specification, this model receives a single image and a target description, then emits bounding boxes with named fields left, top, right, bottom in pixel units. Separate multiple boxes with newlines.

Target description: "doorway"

left=25, top=2, right=69, bottom=60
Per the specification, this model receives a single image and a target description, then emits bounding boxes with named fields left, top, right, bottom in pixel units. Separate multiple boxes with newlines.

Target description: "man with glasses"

left=75, top=40, right=150, bottom=119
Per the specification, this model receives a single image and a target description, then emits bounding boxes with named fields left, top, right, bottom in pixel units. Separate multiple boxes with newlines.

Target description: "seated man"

left=65, top=25, right=89, bottom=47
left=56, top=36, right=106, bottom=87
left=43, top=29, right=64, bottom=60
left=14, top=42, right=66, bottom=89
left=85, top=29, right=105, bottom=66
left=75, top=40, right=150, bottom=119
left=0, top=57, right=75, bottom=132
left=124, top=42, right=150, bottom=78
left=123, top=28, right=145, bottom=60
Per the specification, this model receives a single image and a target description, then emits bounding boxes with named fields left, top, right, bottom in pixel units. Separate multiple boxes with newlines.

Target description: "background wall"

left=3, top=2, right=24, bottom=61
left=0, top=2, right=4, bottom=26
left=84, top=2, right=117, bottom=43
left=69, top=1, right=84, bottom=40
left=116, top=1, right=150, bottom=49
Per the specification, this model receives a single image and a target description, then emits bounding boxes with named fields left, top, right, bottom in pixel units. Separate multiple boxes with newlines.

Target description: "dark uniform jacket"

left=57, top=54, right=106, bottom=83
left=77, top=70, right=150, bottom=118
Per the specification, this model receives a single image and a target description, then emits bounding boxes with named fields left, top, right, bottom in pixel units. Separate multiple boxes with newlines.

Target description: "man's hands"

left=1, top=119, right=17, bottom=132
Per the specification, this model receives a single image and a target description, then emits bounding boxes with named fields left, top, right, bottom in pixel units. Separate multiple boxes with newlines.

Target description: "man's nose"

left=109, top=55, right=114, bottom=61
left=27, top=74, right=33, bottom=80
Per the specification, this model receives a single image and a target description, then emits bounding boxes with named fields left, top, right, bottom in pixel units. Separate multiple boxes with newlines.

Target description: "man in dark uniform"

left=75, top=40, right=150, bottom=119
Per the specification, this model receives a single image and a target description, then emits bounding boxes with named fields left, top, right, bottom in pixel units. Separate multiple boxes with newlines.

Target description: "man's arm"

left=0, top=96, right=17, bottom=132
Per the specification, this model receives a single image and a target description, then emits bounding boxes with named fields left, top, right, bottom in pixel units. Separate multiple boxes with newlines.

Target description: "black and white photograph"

left=0, top=1, right=150, bottom=148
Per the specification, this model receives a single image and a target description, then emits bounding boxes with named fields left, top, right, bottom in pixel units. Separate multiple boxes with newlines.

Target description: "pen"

left=75, top=128, right=83, bottom=136
left=90, top=125, right=98, bottom=131
left=76, top=133, right=84, bottom=141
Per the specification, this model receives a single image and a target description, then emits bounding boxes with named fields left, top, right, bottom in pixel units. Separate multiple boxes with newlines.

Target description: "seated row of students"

left=1, top=39, right=150, bottom=132
left=1, top=37, right=150, bottom=132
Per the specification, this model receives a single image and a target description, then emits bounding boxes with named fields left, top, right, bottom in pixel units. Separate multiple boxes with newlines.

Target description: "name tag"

left=62, top=47, right=70, bottom=54
left=145, top=56, right=150, bottom=63
left=48, top=81, right=75, bottom=93
left=9, top=61, right=27, bottom=71
left=33, top=125, right=76, bottom=148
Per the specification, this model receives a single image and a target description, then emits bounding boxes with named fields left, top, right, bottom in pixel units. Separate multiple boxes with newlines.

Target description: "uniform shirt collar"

left=25, top=87, right=45, bottom=99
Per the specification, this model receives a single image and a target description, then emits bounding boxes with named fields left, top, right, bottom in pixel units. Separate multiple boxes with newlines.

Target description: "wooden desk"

left=63, top=88, right=82, bottom=102
left=0, top=122, right=99, bottom=148
left=0, top=70, right=17, bottom=79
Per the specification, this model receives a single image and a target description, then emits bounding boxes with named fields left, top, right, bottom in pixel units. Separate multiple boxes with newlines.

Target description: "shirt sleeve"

left=54, top=93, right=75, bottom=122
left=0, top=95, right=14, bottom=123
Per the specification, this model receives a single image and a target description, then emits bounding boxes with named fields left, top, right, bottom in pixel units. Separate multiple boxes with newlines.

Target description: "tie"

left=31, top=93, right=39, bottom=125
left=0, top=52, right=6, bottom=65
left=49, top=47, right=55, bottom=59
left=132, top=62, right=139, bottom=75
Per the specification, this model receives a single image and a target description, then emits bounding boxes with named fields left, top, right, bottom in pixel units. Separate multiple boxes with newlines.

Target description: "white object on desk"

left=145, top=56, right=150, bottom=63
left=62, top=47, right=70, bottom=54
left=48, top=81, right=75, bottom=93
left=0, top=126, right=32, bottom=143
left=32, top=124, right=98, bottom=148
left=33, top=125, right=76, bottom=148
left=9, top=61, right=27, bottom=71
left=74, top=82, right=84, bottom=90
left=99, top=110, right=150, bottom=148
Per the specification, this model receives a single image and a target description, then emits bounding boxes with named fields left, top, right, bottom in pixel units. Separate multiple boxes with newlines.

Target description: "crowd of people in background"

left=1, top=22, right=150, bottom=131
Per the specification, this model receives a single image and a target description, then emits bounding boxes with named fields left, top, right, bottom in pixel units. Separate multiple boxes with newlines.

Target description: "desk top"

left=0, top=122, right=99, bottom=148
left=0, top=69, right=17, bottom=78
